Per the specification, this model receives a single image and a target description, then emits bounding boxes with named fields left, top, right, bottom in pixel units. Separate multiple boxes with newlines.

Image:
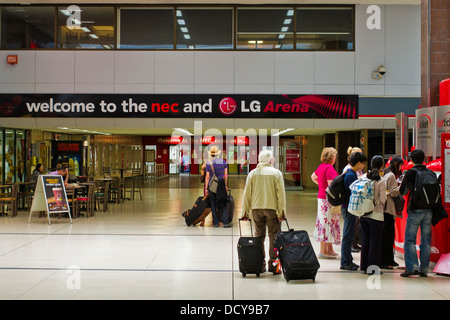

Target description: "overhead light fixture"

left=183, top=34, right=191, bottom=40
left=173, top=128, right=194, bottom=136
left=89, top=34, right=99, bottom=39
left=272, top=128, right=295, bottom=136
left=57, top=127, right=111, bottom=135
left=177, top=19, right=186, bottom=25
left=283, top=19, right=292, bottom=25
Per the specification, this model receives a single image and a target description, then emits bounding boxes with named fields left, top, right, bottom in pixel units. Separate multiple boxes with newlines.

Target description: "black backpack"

left=410, top=167, right=441, bottom=209
left=326, top=171, right=350, bottom=206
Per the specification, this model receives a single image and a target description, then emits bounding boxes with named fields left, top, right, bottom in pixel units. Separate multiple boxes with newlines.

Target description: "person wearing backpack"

left=359, top=155, right=387, bottom=274
left=340, top=152, right=367, bottom=271
left=399, top=149, right=434, bottom=277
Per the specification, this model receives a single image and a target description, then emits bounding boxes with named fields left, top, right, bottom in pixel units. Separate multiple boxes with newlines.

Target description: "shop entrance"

left=169, top=144, right=191, bottom=174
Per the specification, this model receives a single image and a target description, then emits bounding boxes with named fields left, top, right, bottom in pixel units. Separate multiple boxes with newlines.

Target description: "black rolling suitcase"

left=181, top=196, right=211, bottom=226
left=237, top=218, right=265, bottom=277
left=218, top=190, right=235, bottom=223
left=274, top=219, right=320, bottom=282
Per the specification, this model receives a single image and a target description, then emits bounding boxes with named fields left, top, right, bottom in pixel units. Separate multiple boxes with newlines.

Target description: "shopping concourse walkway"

left=0, top=175, right=448, bottom=300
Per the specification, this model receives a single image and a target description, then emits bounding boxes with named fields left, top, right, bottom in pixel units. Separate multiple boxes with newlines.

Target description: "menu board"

left=28, top=175, right=72, bottom=225
left=41, top=175, right=69, bottom=213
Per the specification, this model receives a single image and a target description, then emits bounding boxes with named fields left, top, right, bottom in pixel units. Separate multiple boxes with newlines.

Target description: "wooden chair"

left=0, top=183, right=19, bottom=217
left=124, top=169, right=142, bottom=200
left=75, top=184, right=95, bottom=218
left=108, top=177, right=122, bottom=204
left=64, top=187, right=77, bottom=219
left=94, top=180, right=109, bottom=212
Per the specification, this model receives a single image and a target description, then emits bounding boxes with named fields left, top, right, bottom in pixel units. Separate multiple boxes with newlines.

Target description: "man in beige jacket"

left=241, top=150, right=286, bottom=273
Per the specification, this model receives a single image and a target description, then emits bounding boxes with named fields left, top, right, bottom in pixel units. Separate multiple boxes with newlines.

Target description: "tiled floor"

left=0, top=175, right=448, bottom=300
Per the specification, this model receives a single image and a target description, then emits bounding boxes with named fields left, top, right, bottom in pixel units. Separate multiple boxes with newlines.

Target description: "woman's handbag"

left=208, top=161, right=219, bottom=193
left=391, top=194, right=405, bottom=216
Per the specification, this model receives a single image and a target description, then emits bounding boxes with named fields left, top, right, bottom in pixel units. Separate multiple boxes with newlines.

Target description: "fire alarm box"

left=7, top=55, right=18, bottom=65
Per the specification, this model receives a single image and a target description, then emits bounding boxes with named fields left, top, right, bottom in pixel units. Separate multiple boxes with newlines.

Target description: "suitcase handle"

left=279, top=218, right=293, bottom=232
left=238, top=218, right=253, bottom=237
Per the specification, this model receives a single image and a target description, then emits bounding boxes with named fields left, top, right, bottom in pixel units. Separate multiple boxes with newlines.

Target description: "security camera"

left=378, top=65, right=386, bottom=75
left=372, top=65, right=386, bottom=79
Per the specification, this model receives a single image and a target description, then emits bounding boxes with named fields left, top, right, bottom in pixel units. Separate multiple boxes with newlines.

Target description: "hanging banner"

left=0, top=94, right=358, bottom=119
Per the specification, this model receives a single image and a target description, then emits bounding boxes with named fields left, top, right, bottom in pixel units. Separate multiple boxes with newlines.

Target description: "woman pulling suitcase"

left=204, top=145, right=232, bottom=228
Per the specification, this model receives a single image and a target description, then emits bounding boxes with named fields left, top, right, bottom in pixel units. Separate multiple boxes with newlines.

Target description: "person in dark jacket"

left=340, top=152, right=367, bottom=271
left=399, top=149, right=432, bottom=277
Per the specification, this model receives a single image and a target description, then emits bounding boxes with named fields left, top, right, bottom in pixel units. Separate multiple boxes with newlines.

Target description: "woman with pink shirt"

left=311, top=147, right=341, bottom=259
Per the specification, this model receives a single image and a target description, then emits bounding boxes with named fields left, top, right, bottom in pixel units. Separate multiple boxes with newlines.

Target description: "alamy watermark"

left=66, top=265, right=81, bottom=290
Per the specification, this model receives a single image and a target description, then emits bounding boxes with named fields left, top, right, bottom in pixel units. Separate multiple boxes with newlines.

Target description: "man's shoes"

left=400, top=270, right=419, bottom=278
left=223, top=223, right=232, bottom=228
left=340, top=262, right=359, bottom=271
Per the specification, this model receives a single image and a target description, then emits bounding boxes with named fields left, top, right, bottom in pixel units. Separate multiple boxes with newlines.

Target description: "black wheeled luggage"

left=218, top=190, right=235, bottom=223
left=181, top=196, right=211, bottom=226
left=237, top=218, right=265, bottom=277
left=274, top=219, right=320, bottom=282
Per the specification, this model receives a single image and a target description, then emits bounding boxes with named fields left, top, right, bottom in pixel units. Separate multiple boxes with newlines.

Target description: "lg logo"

left=219, top=97, right=237, bottom=115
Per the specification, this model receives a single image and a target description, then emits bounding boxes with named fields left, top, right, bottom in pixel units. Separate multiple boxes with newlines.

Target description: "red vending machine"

left=440, top=133, right=450, bottom=254
left=440, top=79, right=450, bottom=106
left=394, top=138, right=449, bottom=264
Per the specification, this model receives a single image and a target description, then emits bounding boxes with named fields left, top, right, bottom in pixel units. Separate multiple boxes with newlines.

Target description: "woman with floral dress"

left=311, top=147, right=340, bottom=259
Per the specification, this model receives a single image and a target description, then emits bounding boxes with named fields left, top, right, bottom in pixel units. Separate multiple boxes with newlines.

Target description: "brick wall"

left=422, top=0, right=450, bottom=108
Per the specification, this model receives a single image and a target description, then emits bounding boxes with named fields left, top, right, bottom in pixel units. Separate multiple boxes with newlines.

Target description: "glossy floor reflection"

left=0, top=175, right=448, bottom=300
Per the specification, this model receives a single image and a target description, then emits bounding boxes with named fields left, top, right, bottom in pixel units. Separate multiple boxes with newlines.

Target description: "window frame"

left=0, top=4, right=355, bottom=52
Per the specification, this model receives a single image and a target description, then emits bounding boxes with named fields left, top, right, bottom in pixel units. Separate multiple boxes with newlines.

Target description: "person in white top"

left=359, top=155, right=387, bottom=274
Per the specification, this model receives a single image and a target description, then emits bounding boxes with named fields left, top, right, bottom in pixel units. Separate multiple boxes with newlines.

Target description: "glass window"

left=176, top=8, right=233, bottom=50
left=237, top=8, right=294, bottom=50
left=57, top=6, right=115, bottom=49
left=0, top=6, right=55, bottom=49
left=296, top=7, right=354, bottom=50
left=119, top=8, right=174, bottom=49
